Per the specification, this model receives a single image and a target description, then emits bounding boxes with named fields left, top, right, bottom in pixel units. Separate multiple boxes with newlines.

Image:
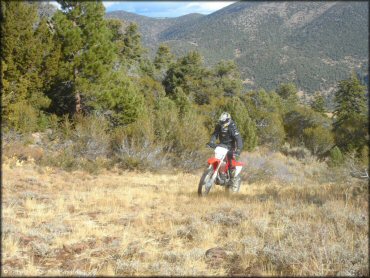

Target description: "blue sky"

left=50, top=1, right=235, bottom=18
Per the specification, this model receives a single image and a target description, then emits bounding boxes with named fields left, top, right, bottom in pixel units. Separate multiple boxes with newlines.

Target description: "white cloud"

left=48, top=1, right=61, bottom=10
left=102, top=1, right=121, bottom=9
left=185, top=2, right=235, bottom=13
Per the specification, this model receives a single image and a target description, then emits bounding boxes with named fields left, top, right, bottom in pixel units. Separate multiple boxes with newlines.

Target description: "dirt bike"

left=198, top=143, right=244, bottom=196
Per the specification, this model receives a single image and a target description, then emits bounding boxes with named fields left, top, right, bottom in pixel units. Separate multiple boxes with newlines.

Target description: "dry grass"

left=2, top=153, right=368, bottom=276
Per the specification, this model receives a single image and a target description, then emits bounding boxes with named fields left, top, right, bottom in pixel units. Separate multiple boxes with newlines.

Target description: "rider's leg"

left=228, top=151, right=241, bottom=192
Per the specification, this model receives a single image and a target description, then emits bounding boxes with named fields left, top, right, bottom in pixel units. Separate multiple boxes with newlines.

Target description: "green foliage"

left=222, top=97, right=258, bottom=151
left=154, top=97, right=180, bottom=147
left=1, top=2, right=54, bottom=131
left=97, top=73, right=145, bottom=126
left=276, top=83, right=299, bottom=110
left=163, top=51, right=216, bottom=105
left=329, top=146, right=344, bottom=167
left=333, top=74, right=368, bottom=153
left=359, top=145, right=369, bottom=168
left=175, top=111, right=209, bottom=154
left=6, top=102, right=39, bottom=133
left=121, top=23, right=145, bottom=62
left=136, top=75, right=166, bottom=108
left=213, top=60, right=243, bottom=97
left=311, top=92, right=326, bottom=113
left=51, top=1, right=116, bottom=115
left=284, top=106, right=332, bottom=146
left=154, top=44, right=174, bottom=71
left=6, top=1, right=365, bottom=172
left=303, top=126, right=334, bottom=156
left=173, top=87, right=191, bottom=117
left=241, top=90, right=285, bottom=149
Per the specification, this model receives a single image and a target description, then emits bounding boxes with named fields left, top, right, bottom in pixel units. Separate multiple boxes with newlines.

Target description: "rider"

left=207, top=112, right=243, bottom=188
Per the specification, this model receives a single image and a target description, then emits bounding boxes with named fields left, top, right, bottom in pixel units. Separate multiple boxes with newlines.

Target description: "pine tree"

left=214, top=60, right=243, bottom=98
left=121, top=23, right=144, bottom=62
left=333, top=74, right=368, bottom=153
left=50, top=1, right=116, bottom=115
left=241, top=90, right=285, bottom=149
left=225, top=97, right=257, bottom=151
left=311, top=92, right=326, bottom=113
left=276, top=83, right=299, bottom=111
left=1, top=2, right=54, bottom=131
left=154, top=44, right=174, bottom=70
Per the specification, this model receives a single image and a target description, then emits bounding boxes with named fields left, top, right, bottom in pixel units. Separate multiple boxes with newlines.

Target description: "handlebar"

left=206, top=143, right=229, bottom=150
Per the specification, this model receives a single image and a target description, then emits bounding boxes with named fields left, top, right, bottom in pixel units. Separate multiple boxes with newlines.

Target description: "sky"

left=50, top=1, right=235, bottom=18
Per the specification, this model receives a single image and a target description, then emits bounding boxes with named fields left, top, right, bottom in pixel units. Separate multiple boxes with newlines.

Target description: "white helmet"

left=219, top=112, right=231, bottom=126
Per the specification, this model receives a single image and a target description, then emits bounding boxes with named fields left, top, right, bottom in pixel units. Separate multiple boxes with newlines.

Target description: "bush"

left=328, top=146, right=344, bottom=167
left=154, top=97, right=179, bottom=148
left=111, top=126, right=169, bottom=170
left=280, top=143, right=312, bottom=161
left=6, top=102, right=39, bottom=133
left=359, top=145, right=369, bottom=168
left=72, top=115, right=110, bottom=160
left=303, top=125, right=334, bottom=156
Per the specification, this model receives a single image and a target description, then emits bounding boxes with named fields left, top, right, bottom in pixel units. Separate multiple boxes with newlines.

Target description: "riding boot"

left=229, top=167, right=241, bottom=192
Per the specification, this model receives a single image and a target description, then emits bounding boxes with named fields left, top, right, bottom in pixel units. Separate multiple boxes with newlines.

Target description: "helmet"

left=219, top=112, right=231, bottom=126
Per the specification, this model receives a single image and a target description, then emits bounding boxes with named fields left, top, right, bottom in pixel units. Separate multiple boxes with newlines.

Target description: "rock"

left=63, top=242, right=88, bottom=254
left=205, top=247, right=228, bottom=267
left=19, top=235, right=40, bottom=246
left=31, top=132, right=42, bottom=145
left=206, top=247, right=228, bottom=260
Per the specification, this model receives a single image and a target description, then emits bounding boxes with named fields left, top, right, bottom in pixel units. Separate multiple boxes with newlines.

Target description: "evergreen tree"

left=173, top=87, right=191, bottom=117
left=311, top=92, right=326, bottom=113
left=50, top=1, right=116, bottom=115
left=163, top=51, right=215, bottom=105
left=154, top=44, right=174, bottom=71
left=1, top=2, right=55, bottom=131
left=241, top=90, right=285, bottom=149
left=303, top=126, right=334, bottom=156
left=276, top=83, right=299, bottom=111
left=284, top=106, right=332, bottom=146
left=333, top=74, right=368, bottom=153
left=214, top=60, right=243, bottom=97
left=224, top=97, right=258, bottom=151
left=121, top=23, right=144, bottom=62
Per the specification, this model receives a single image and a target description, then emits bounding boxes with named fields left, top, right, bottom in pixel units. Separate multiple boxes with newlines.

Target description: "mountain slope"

left=106, top=2, right=368, bottom=93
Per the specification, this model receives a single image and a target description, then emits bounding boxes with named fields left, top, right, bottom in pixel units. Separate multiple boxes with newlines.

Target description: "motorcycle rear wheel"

left=198, top=167, right=214, bottom=196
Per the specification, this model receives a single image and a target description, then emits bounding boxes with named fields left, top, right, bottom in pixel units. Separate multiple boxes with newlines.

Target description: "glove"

left=207, top=142, right=216, bottom=149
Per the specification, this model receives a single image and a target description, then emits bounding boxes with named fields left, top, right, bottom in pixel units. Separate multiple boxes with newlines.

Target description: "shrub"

left=329, top=146, right=344, bottom=167
left=154, top=97, right=179, bottom=148
left=303, top=125, right=334, bottom=156
left=6, top=102, right=39, bottom=133
left=72, top=115, right=110, bottom=160
left=111, top=124, right=169, bottom=171
left=359, top=145, right=369, bottom=168
left=280, top=143, right=312, bottom=161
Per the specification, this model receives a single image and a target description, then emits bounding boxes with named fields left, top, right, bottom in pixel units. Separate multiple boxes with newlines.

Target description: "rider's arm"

left=230, top=123, right=243, bottom=152
left=209, top=124, right=220, bottom=144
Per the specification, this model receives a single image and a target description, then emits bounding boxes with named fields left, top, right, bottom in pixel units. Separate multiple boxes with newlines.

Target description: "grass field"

left=2, top=153, right=368, bottom=276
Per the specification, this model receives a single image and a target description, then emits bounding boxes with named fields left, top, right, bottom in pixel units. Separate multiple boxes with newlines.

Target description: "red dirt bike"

left=198, top=143, right=244, bottom=196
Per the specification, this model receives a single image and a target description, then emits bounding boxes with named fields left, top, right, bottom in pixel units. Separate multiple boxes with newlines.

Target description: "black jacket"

left=210, top=120, right=243, bottom=151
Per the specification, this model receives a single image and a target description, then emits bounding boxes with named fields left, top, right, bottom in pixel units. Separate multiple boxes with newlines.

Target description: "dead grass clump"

left=206, top=209, right=247, bottom=227
left=3, top=142, right=44, bottom=162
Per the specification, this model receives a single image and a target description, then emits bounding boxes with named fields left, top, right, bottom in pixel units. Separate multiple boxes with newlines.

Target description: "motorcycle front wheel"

left=198, top=167, right=214, bottom=196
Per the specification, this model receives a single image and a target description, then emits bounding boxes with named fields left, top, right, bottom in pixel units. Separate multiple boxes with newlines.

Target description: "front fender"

left=207, top=157, right=220, bottom=170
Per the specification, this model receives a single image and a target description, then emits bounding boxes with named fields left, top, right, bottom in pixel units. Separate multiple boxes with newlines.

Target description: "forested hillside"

left=2, top=1, right=368, bottom=173
left=106, top=1, right=369, bottom=94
